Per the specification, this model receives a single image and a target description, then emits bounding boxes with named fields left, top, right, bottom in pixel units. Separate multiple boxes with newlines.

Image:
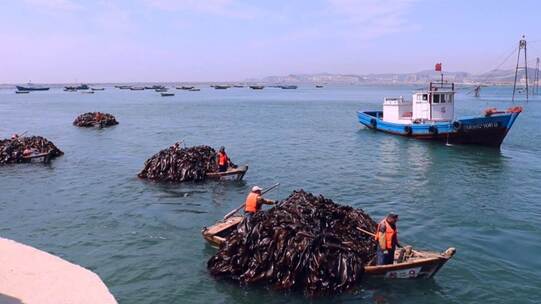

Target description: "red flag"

left=435, top=63, right=442, bottom=72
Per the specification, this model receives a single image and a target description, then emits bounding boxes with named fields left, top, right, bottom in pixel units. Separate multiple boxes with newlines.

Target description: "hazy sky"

left=1, top=0, right=540, bottom=83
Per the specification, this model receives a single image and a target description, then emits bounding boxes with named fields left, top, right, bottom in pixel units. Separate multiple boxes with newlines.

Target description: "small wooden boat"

left=202, top=215, right=455, bottom=279
left=206, top=165, right=248, bottom=181
left=161, top=92, right=175, bottom=97
left=15, top=90, right=30, bottom=94
left=189, top=88, right=201, bottom=91
left=214, top=85, right=230, bottom=90
left=280, top=85, right=298, bottom=89
left=155, top=88, right=168, bottom=92
left=16, top=84, right=49, bottom=91
left=130, top=86, right=145, bottom=91
left=316, top=85, right=324, bottom=88
left=22, top=152, right=53, bottom=164
left=91, top=88, right=105, bottom=91
left=177, top=86, right=194, bottom=90
left=249, top=85, right=264, bottom=90
left=233, top=85, right=244, bottom=88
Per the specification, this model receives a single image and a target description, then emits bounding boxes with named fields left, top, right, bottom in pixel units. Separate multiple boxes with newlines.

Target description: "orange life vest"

left=374, top=219, right=397, bottom=250
left=244, top=192, right=260, bottom=213
left=218, top=152, right=228, bottom=166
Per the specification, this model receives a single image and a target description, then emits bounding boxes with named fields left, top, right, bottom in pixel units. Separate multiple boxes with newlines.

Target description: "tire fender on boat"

left=452, top=121, right=462, bottom=131
left=370, top=118, right=377, bottom=128
left=428, top=125, right=438, bottom=135
left=404, top=125, right=413, bottom=135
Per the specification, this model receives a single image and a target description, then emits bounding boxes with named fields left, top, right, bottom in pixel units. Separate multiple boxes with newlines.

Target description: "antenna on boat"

left=512, top=35, right=529, bottom=102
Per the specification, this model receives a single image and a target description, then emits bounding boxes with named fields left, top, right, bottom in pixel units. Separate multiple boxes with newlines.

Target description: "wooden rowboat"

left=202, top=215, right=456, bottom=279
left=206, top=165, right=248, bottom=181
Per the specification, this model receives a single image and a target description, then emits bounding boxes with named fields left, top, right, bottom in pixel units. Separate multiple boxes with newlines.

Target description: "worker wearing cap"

left=244, top=186, right=275, bottom=218
left=375, top=213, right=399, bottom=265
left=217, top=146, right=230, bottom=172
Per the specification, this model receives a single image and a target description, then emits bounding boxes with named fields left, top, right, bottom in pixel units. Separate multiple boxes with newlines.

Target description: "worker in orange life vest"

left=244, top=186, right=275, bottom=218
left=375, top=213, right=399, bottom=265
left=217, top=146, right=230, bottom=172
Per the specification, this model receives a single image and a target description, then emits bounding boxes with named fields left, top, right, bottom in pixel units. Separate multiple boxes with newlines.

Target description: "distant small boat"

left=81, top=90, right=95, bottom=94
left=130, top=87, right=145, bottom=91
left=233, top=85, right=244, bottom=88
left=65, top=84, right=89, bottom=91
left=115, top=85, right=131, bottom=89
left=155, top=88, right=168, bottom=92
left=280, top=85, right=298, bottom=89
left=91, top=88, right=105, bottom=91
left=249, top=85, right=264, bottom=90
left=15, top=90, right=30, bottom=94
left=316, top=85, right=324, bottom=88
left=189, top=88, right=201, bottom=91
left=214, top=85, right=230, bottom=90
left=161, top=92, right=175, bottom=97
left=177, top=86, right=194, bottom=90
left=16, top=84, right=49, bottom=91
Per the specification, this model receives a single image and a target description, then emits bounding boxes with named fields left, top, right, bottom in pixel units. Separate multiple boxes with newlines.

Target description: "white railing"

left=383, top=96, right=410, bottom=105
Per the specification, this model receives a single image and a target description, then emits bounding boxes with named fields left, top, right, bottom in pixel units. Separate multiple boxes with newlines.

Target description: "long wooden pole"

left=222, top=183, right=280, bottom=220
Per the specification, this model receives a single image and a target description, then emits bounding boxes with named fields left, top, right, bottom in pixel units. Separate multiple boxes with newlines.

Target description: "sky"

left=1, top=0, right=541, bottom=83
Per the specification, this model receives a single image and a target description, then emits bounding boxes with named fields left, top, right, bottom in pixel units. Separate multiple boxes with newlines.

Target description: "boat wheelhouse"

left=358, top=81, right=522, bottom=147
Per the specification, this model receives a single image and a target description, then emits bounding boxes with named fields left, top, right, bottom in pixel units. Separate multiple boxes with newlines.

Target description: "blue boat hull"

left=357, top=111, right=521, bottom=147
left=16, top=86, right=49, bottom=91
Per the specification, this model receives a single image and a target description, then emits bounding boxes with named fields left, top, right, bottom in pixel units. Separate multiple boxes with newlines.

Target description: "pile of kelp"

left=208, top=190, right=377, bottom=296
left=138, top=144, right=218, bottom=182
left=0, top=136, right=64, bottom=164
left=73, top=112, right=118, bottom=128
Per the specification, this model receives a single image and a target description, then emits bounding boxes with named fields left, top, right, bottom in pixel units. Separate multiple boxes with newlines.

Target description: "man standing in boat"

left=244, top=186, right=275, bottom=218
left=217, top=146, right=230, bottom=172
left=375, top=213, right=399, bottom=265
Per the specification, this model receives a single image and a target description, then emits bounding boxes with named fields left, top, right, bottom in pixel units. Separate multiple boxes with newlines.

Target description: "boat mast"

left=535, top=57, right=540, bottom=96
left=512, top=35, right=528, bottom=102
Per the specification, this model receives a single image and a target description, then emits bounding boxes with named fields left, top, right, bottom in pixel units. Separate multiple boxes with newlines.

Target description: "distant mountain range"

left=247, top=68, right=539, bottom=85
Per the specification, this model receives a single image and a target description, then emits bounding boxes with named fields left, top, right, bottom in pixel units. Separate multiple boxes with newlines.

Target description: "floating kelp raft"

left=138, top=144, right=219, bottom=182
left=73, top=112, right=119, bottom=128
left=0, top=136, right=64, bottom=164
left=207, top=190, right=377, bottom=296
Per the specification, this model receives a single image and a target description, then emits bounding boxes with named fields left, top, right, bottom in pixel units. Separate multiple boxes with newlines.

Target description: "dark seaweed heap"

left=138, top=144, right=218, bottom=182
left=208, top=190, right=377, bottom=296
left=73, top=112, right=118, bottom=128
left=0, top=136, right=64, bottom=165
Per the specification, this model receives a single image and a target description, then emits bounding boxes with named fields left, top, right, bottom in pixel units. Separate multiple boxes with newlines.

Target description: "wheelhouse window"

left=422, top=94, right=428, bottom=101
left=433, top=94, right=440, bottom=103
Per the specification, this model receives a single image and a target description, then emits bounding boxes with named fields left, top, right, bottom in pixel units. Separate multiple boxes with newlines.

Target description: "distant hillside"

left=249, top=68, right=538, bottom=85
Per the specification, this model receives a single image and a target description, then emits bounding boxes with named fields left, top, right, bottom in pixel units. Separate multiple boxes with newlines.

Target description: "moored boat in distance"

left=214, top=85, right=230, bottom=89
left=16, top=83, right=50, bottom=91
left=177, top=86, right=194, bottom=90
left=249, top=85, right=264, bottom=90
left=202, top=215, right=455, bottom=279
left=15, top=90, right=30, bottom=94
left=358, top=80, right=522, bottom=148
left=91, top=87, right=105, bottom=91
left=280, top=85, right=298, bottom=89
left=161, top=92, right=174, bottom=97
left=65, top=84, right=90, bottom=91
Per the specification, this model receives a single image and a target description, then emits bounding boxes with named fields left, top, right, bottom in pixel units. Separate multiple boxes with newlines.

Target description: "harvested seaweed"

left=73, top=112, right=118, bottom=128
left=0, top=136, right=64, bottom=165
left=138, top=144, right=218, bottom=182
left=207, top=190, right=377, bottom=296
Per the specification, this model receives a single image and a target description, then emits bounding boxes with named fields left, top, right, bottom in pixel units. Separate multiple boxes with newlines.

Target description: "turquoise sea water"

left=0, top=85, right=540, bottom=303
